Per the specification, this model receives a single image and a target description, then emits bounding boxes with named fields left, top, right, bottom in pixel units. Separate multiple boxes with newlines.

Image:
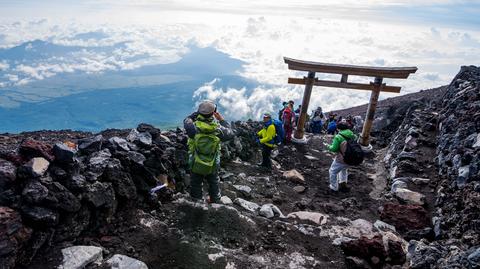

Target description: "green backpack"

left=188, top=117, right=221, bottom=175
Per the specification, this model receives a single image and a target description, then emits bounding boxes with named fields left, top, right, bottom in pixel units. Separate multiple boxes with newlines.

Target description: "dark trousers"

left=261, top=144, right=272, bottom=168
left=190, top=172, right=220, bottom=203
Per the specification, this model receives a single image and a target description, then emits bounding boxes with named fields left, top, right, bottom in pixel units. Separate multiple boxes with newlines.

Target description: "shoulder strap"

left=339, top=133, right=351, bottom=141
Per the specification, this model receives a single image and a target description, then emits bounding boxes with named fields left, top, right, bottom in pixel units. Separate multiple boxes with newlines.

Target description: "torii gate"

left=284, top=57, right=417, bottom=146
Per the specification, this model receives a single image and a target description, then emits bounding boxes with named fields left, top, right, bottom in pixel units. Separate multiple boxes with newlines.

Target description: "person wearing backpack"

left=326, top=121, right=364, bottom=191
left=184, top=100, right=233, bottom=203
left=257, top=113, right=277, bottom=170
left=282, top=102, right=295, bottom=144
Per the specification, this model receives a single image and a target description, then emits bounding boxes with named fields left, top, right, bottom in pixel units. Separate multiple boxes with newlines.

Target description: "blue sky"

left=0, top=0, right=479, bottom=121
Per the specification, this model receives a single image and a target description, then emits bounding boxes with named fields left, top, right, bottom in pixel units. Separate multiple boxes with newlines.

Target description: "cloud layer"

left=0, top=1, right=479, bottom=120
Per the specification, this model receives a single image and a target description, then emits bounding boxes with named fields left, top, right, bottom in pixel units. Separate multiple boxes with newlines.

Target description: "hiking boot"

left=338, top=182, right=349, bottom=192
left=328, top=184, right=338, bottom=192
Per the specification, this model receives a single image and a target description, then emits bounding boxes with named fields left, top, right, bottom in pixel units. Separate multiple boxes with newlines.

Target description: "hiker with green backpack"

left=184, top=100, right=233, bottom=203
left=326, top=121, right=365, bottom=191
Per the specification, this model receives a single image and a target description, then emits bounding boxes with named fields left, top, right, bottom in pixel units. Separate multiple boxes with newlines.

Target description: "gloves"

left=255, top=137, right=260, bottom=144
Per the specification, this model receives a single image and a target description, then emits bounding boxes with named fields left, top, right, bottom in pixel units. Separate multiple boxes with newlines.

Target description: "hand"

left=255, top=137, right=260, bottom=144
left=213, top=112, right=224, bottom=121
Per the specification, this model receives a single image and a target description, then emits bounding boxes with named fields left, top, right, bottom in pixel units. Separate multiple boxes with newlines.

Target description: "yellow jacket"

left=257, top=124, right=276, bottom=148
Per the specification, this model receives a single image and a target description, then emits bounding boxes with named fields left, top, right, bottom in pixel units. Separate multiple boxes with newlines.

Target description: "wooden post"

left=294, top=71, right=315, bottom=140
left=360, top=77, right=383, bottom=146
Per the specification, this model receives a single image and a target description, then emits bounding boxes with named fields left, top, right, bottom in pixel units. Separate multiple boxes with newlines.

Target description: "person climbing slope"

left=326, top=121, right=364, bottom=191
left=184, top=100, right=233, bottom=203
left=282, top=101, right=295, bottom=144
left=257, top=113, right=278, bottom=170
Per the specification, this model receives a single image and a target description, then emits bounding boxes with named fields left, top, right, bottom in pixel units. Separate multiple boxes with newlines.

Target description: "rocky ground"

left=0, top=66, right=479, bottom=269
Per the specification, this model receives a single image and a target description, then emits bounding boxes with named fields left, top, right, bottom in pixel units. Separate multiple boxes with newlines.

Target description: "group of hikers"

left=184, top=100, right=365, bottom=203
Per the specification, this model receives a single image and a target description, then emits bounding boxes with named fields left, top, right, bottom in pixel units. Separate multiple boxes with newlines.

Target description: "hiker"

left=327, top=121, right=363, bottom=191
left=282, top=101, right=295, bottom=144
left=311, top=106, right=324, bottom=134
left=346, top=115, right=354, bottom=130
left=326, top=114, right=337, bottom=135
left=256, top=113, right=278, bottom=169
left=294, top=105, right=302, bottom=125
left=278, top=102, right=287, bottom=121
left=184, top=100, right=233, bottom=203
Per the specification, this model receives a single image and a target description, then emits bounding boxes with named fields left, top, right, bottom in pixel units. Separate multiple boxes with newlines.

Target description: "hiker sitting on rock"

left=256, top=113, right=279, bottom=170
left=326, top=121, right=363, bottom=191
left=184, top=100, right=233, bottom=203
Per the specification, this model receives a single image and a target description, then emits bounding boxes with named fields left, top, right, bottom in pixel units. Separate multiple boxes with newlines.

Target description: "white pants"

left=329, top=159, right=349, bottom=190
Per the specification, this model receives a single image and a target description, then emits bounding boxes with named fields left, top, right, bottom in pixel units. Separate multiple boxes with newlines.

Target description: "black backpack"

left=339, top=134, right=364, bottom=165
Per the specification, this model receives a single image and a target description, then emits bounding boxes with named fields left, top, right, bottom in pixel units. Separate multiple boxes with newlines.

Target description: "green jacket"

left=257, top=124, right=276, bottom=148
left=328, top=129, right=356, bottom=153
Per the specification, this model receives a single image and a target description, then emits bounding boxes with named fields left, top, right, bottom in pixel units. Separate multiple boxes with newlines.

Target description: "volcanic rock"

left=21, top=205, right=59, bottom=227
left=393, top=188, right=426, bottom=205
left=22, top=157, right=50, bottom=178
left=59, top=245, right=103, bottom=269
left=19, top=139, right=54, bottom=162
left=0, top=207, right=32, bottom=269
left=53, top=143, right=77, bottom=164
left=380, top=203, right=430, bottom=231
left=106, top=254, right=148, bottom=269
left=0, top=159, right=17, bottom=189
left=283, top=169, right=305, bottom=184
left=287, top=211, right=328, bottom=225
left=108, top=137, right=130, bottom=152
left=234, top=198, right=260, bottom=212
left=78, top=135, right=103, bottom=154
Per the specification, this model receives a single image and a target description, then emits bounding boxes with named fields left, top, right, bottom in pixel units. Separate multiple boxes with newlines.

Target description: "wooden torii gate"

left=284, top=57, right=417, bottom=146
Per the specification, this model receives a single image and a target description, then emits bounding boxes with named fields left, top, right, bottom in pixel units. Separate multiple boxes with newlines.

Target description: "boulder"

left=232, top=185, right=252, bottom=196
left=19, top=139, right=54, bottom=161
left=106, top=254, right=148, bottom=269
left=0, top=207, right=32, bottom=269
left=283, top=169, right=305, bottom=184
left=127, top=129, right=152, bottom=146
left=287, top=211, right=328, bottom=225
left=21, top=205, right=59, bottom=227
left=22, top=157, right=50, bottom=178
left=341, top=235, right=387, bottom=263
left=0, top=159, right=17, bottom=189
left=22, top=180, right=49, bottom=204
left=373, top=220, right=396, bottom=233
left=102, top=161, right=137, bottom=200
left=259, top=204, right=285, bottom=219
left=108, top=137, right=130, bottom=152
left=53, top=143, right=77, bottom=164
left=78, top=135, right=103, bottom=154
left=137, top=123, right=161, bottom=140
left=220, top=196, right=233, bottom=205
left=59, top=246, right=103, bottom=269
left=393, top=188, right=425, bottom=205
left=391, top=180, right=408, bottom=193
left=234, top=198, right=260, bottom=212
left=84, top=182, right=116, bottom=208
left=380, top=203, right=430, bottom=231
left=44, top=181, right=81, bottom=212
left=293, top=185, right=306, bottom=194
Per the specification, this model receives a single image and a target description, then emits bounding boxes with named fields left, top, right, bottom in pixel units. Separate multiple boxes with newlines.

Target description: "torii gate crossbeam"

left=284, top=57, right=417, bottom=146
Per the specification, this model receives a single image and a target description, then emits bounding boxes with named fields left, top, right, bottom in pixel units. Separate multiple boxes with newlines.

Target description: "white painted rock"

left=259, top=204, right=285, bottom=219
left=58, top=246, right=103, bottom=269
left=283, top=169, right=305, bottom=183
left=411, top=177, right=430, bottom=185
left=220, top=196, right=233, bottom=205
left=394, top=188, right=425, bottom=205
left=391, top=180, right=408, bottom=192
left=234, top=198, right=260, bottom=212
left=27, top=157, right=50, bottom=177
left=233, top=185, right=252, bottom=195
left=287, top=211, right=328, bottom=225
left=374, top=220, right=396, bottom=232
left=107, top=254, right=148, bottom=269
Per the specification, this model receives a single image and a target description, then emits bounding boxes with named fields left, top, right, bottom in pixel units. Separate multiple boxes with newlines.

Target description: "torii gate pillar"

left=360, top=77, right=382, bottom=146
left=293, top=71, right=315, bottom=140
